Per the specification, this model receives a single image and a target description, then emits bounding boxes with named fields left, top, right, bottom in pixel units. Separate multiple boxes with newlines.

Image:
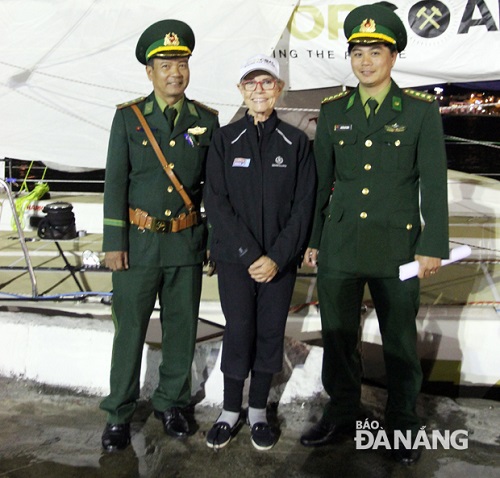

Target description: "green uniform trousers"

left=100, top=264, right=202, bottom=424
left=317, top=272, right=422, bottom=433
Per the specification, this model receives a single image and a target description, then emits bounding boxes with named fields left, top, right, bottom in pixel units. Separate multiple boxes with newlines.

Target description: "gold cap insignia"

left=187, top=126, right=207, bottom=135
left=164, top=32, right=180, bottom=46
left=359, top=18, right=376, bottom=33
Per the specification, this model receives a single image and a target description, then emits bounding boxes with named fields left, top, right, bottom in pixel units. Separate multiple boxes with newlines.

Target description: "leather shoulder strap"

left=130, top=103, right=195, bottom=213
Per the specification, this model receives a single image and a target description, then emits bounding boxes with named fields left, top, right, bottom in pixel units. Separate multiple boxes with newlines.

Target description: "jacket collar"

left=244, top=109, right=279, bottom=135
left=345, top=80, right=402, bottom=133
left=142, top=92, right=201, bottom=138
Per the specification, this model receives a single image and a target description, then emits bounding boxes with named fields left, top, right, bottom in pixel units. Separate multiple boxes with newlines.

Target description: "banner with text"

left=276, top=0, right=500, bottom=89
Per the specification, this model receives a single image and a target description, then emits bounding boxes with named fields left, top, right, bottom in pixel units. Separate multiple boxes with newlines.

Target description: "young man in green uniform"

left=100, top=19, right=219, bottom=451
left=300, top=3, right=449, bottom=465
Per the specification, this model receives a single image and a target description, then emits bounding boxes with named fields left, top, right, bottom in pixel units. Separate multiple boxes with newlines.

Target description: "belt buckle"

left=151, top=217, right=170, bottom=233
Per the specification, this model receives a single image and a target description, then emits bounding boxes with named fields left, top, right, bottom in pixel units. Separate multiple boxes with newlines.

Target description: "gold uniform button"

left=169, top=140, right=176, bottom=147
left=365, top=139, right=372, bottom=147
left=406, top=223, right=413, bottom=230
left=362, top=188, right=369, bottom=195
left=165, top=209, right=172, bottom=217
left=167, top=186, right=174, bottom=193
left=360, top=212, right=367, bottom=219
left=169, top=163, right=175, bottom=169
left=142, top=140, right=148, bottom=146
left=339, top=140, right=344, bottom=146
left=395, top=140, right=401, bottom=147
left=364, top=163, right=372, bottom=171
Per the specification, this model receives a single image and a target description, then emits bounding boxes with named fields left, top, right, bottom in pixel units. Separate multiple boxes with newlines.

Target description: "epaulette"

left=403, top=89, right=435, bottom=103
left=321, top=90, right=350, bottom=104
left=116, top=96, right=147, bottom=109
left=192, top=100, right=219, bottom=115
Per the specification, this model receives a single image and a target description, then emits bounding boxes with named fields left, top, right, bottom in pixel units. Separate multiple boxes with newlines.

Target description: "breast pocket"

left=331, top=130, right=358, bottom=174
left=129, top=130, right=163, bottom=172
left=379, top=131, right=417, bottom=172
left=182, top=129, right=211, bottom=171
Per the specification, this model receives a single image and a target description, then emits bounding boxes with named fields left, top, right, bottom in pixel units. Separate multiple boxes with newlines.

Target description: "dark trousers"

left=100, top=264, right=202, bottom=424
left=317, top=272, right=422, bottom=433
left=217, top=261, right=297, bottom=380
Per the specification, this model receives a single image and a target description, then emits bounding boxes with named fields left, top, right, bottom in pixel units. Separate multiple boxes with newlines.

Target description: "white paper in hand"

left=399, top=245, right=472, bottom=281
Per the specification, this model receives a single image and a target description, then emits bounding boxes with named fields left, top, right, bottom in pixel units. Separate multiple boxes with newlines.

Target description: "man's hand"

left=248, top=256, right=278, bottom=283
left=204, top=249, right=216, bottom=277
left=104, top=251, right=129, bottom=271
left=302, top=247, right=318, bottom=268
left=415, top=254, right=441, bottom=279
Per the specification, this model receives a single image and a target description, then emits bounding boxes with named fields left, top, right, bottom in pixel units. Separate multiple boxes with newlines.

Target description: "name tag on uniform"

left=232, top=157, right=251, bottom=168
left=334, top=124, right=352, bottom=131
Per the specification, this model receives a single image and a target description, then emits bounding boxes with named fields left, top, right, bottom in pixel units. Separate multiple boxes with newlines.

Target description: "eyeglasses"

left=240, top=79, right=277, bottom=91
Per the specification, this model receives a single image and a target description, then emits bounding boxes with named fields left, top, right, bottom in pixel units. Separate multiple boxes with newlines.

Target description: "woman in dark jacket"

left=203, top=54, right=316, bottom=450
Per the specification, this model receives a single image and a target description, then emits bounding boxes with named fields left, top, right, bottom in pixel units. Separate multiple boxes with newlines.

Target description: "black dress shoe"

left=300, top=418, right=353, bottom=447
left=392, top=446, right=422, bottom=465
left=154, top=407, right=190, bottom=438
left=101, top=423, right=131, bottom=452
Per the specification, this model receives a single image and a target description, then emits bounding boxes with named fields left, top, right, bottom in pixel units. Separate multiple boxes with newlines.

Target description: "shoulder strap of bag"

left=130, top=103, right=195, bottom=213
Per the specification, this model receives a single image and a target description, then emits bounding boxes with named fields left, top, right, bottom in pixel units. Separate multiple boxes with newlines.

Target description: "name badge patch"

left=334, top=124, right=352, bottom=131
left=232, top=157, right=251, bottom=168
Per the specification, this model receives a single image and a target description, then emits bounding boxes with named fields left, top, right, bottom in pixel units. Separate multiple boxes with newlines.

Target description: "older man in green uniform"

left=100, top=19, right=219, bottom=451
left=300, top=2, right=449, bottom=465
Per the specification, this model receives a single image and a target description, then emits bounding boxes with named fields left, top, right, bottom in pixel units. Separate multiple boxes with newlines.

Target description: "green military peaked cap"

left=344, top=2, right=407, bottom=52
left=135, top=19, right=195, bottom=65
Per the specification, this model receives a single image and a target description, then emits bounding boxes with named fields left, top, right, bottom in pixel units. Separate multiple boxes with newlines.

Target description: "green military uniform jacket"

left=310, top=81, right=449, bottom=277
left=103, top=92, right=219, bottom=266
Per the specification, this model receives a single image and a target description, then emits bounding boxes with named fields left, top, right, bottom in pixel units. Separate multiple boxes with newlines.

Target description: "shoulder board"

left=321, top=90, right=350, bottom=104
left=192, top=100, right=219, bottom=115
left=116, top=96, right=147, bottom=109
left=403, top=89, right=435, bottom=103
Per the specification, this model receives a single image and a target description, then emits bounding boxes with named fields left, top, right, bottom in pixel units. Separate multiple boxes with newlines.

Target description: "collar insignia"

left=144, top=101, right=154, bottom=115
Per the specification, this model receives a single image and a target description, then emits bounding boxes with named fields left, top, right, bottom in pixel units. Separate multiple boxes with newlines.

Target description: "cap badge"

left=164, top=32, right=180, bottom=46
left=359, top=18, right=376, bottom=33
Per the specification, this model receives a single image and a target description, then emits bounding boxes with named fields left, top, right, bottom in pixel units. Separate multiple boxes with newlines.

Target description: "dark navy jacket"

left=204, top=111, right=316, bottom=270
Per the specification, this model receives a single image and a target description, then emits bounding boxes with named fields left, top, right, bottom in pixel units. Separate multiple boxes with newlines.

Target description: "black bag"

left=37, top=202, right=77, bottom=240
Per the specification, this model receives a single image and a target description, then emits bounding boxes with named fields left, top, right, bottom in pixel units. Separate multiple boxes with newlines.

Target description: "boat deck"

left=0, top=170, right=499, bottom=394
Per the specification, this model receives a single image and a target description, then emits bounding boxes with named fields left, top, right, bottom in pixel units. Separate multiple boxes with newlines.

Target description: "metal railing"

left=0, top=178, right=38, bottom=297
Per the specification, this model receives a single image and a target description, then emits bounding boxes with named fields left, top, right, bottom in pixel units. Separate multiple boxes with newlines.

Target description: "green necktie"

left=367, top=98, right=378, bottom=126
left=164, top=107, right=177, bottom=130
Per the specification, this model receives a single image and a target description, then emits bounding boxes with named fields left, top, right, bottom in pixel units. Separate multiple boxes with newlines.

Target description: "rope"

left=444, top=134, right=500, bottom=150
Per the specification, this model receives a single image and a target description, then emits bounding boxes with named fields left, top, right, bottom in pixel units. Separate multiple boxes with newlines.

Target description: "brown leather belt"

left=129, top=207, right=198, bottom=233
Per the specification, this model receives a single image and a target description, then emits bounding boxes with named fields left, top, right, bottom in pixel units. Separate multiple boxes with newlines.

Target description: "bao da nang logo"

left=355, top=420, right=469, bottom=450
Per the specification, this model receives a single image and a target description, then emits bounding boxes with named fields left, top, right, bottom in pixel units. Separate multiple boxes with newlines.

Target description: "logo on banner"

left=409, top=1, right=451, bottom=38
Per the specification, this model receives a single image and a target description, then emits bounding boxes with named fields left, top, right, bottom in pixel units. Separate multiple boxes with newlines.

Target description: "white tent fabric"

left=1, top=0, right=499, bottom=171
left=0, top=0, right=298, bottom=171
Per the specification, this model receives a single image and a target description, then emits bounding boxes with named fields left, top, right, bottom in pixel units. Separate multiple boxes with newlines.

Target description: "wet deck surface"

left=0, top=376, right=498, bottom=478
